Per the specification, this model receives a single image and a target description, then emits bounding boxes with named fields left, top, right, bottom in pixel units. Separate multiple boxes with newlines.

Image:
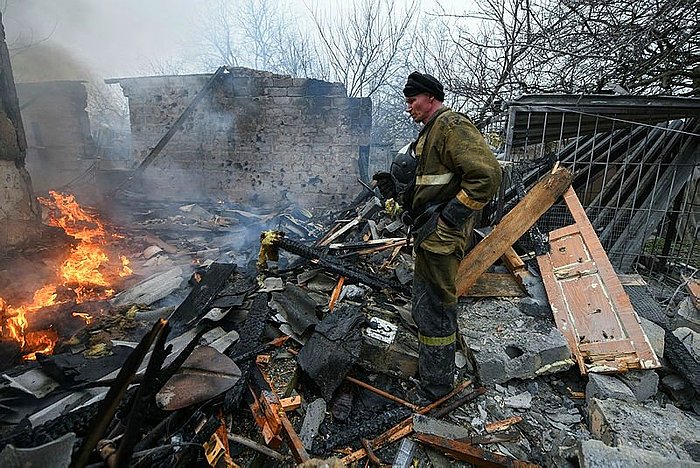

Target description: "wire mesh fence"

left=496, top=97, right=699, bottom=298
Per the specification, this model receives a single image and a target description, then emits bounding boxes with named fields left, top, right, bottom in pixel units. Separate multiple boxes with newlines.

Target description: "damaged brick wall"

left=16, top=80, right=97, bottom=194
left=0, top=12, right=40, bottom=249
left=117, top=68, right=372, bottom=207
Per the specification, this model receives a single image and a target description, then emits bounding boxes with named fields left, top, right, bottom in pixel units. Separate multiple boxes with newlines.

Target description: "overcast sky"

left=3, top=0, right=469, bottom=80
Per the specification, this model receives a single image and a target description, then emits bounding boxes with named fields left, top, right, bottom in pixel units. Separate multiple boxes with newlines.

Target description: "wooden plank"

left=456, top=167, right=573, bottom=296
left=484, top=416, right=523, bottom=434
left=537, top=187, right=661, bottom=374
left=414, top=433, right=540, bottom=467
left=687, top=278, right=700, bottom=310
left=467, top=273, right=525, bottom=297
left=579, top=339, right=636, bottom=355
left=501, top=247, right=525, bottom=271
left=617, top=274, right=647, bottom=287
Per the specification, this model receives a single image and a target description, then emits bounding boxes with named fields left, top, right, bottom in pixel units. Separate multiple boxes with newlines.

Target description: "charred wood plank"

left=340, top=380, right=474, bottom=465
left=168, top=263, right=237, bottom=334
left=70, top=319, right=168, bottom=468
left=297, top=304, right=366, bottom=401
left=414, top=433, right=539, bottom=467
left=279, top=237, right=410, bottom=295
left=223, top=293, right=272, bottom=412
left=174, top=414, right=222, bottom=468
left=311, top=406, right=411, bottom=455
left=113, top=320, right=171, bottom=466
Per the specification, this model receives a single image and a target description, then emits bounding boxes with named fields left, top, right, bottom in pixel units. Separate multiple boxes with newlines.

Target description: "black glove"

left=372, top=172, right=396, bottom=199
left=440, top=198, right=477, bottom=229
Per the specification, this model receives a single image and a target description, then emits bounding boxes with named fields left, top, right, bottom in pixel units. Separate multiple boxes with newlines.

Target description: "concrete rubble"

left=0, top=188, right=697, bottom=467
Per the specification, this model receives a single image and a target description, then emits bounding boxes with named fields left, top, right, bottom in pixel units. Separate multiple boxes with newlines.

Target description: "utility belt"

left=408, top=201, right=447, bottom=249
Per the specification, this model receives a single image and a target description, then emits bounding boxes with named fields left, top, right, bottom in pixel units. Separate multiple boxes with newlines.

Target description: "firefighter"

left=374, top=71, right=502, bottom=400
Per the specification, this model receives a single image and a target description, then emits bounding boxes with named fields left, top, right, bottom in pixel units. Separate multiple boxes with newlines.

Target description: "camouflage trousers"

left=412, top=218, right=473, bottom=399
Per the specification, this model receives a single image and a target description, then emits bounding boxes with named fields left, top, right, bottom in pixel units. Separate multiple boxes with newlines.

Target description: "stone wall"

left=117, top=68, right=372, bottom=208
left=16, top=80, right=96, bottom=194
left=0, top=12, right=40, bottom=250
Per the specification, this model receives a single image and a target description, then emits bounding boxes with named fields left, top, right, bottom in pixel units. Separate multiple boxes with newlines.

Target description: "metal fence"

left=496, top=95, right=700, bottom=295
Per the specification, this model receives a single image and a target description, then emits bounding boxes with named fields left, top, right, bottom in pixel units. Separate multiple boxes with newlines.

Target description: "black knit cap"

left=403, top=71, right=444, bottom=101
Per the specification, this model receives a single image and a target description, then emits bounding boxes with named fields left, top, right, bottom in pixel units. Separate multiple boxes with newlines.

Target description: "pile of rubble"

left=0, top=169, right=698, bottom=467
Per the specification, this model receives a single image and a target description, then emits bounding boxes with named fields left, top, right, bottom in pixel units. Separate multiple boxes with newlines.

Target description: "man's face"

left=405, top=93, right=434, bottom=124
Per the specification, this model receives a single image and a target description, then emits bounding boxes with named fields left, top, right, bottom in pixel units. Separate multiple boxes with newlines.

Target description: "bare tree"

left=194, top=0, right=324, bottom=78
left=195, top=0, right=241, bottom=69
left=413, top=0, right=699, bottom=130
left=310, top=0, right=418, bottom=98
left=412, top=0, right=558, bottom=127
left=539, top=0, right=700, bottom=95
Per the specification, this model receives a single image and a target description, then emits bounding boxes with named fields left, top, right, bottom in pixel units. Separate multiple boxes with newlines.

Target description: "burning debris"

left=0, top=168, right=696, bottom=468
left=0, top=191, right=132, bottom=361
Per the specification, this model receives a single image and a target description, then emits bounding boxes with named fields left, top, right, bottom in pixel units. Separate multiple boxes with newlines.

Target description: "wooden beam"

left=467, top=273, right=525, bottom=297
left=414, top=433, right=539, bottom=467
left=456, top=167, right=573, bottom=297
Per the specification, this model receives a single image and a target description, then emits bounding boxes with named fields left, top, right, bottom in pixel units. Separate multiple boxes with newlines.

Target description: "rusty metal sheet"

left=537, top=187, right=661, bottom=374
left=156, top=346, right=241, bottom=410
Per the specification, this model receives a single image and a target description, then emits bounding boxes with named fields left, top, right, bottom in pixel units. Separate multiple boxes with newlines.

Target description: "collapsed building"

left=0, top=60, right=699, bottom=467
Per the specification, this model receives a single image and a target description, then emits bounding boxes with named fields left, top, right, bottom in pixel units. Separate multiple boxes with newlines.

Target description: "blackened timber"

left=174, top=415, right=222, bottom=468
left=414, top=433, right=539, bottom=467
left=70, top=319, right=169, bottom=468
left=168, top=263, right=237, bottom=334
left=114, top=321, right=172, bottom=466
left=0, top=402, right=98, bottom=452
left=224, top=294, right=272, bottom=411
left=310, top=406, right=411, bottom=455
left=279, top=237, right=410, bottom=295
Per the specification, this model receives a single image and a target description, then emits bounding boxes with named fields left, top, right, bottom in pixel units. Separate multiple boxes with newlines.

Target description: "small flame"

left=0, top=191, right=132, bottom=360
left=119, top=255, right=133, bottom=277
left=72, top=312, right=93, bottom=325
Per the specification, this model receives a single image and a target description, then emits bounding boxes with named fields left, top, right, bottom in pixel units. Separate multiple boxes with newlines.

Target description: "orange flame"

left=0, top=191, right=131, bottom=360
left=72, top=312, right=93, bottom=325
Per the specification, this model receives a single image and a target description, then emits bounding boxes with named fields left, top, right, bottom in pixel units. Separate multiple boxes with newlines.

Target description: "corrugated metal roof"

left=504, top=94, right=700, bottom=147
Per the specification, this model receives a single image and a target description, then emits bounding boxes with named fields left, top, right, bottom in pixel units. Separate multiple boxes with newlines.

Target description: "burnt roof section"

left=504, top=94, right=700, bottom=147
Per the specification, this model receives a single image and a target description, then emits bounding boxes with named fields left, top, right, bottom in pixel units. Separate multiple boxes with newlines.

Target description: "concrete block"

left=265, top=87, right=287, bottom=97
left=618, top=370, right=659, bottom=401
left=460, top=299, right=573, bottom=384
left=640, top=316, right=665, bottom=359
left=588, top=397, right=700, bottom=462
left=577, top=439, right=700, bottom=468
left=358, top=313, right=418, bottom=380
left=673, top=327, right=700, bottom=362
left=300, top=398, right=326, bottom=450
left=586, top=374, right=635, bottom=404
left=413, top=414, right=470, bottom=440
left=675, top=298, right=700, bottom=334
left=286, top=86, right=305, bottom=97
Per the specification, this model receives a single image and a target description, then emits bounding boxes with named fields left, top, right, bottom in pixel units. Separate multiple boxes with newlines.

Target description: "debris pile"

left=0, top=169, right=698, bottom=467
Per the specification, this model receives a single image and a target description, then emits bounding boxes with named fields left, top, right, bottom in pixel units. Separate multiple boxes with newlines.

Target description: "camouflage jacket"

left=411, top=107, right=502, bottom=219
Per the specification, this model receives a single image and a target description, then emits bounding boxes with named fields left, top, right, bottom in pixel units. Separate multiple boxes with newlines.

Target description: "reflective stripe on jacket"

left=411, top=107, right=502, bottom=216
